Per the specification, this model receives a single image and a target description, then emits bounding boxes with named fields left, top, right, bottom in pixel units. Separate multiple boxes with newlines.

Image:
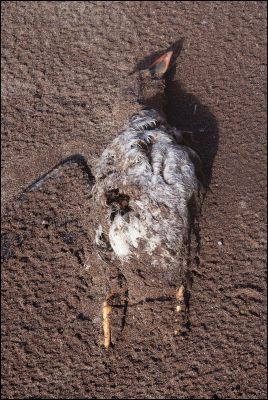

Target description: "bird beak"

left=148, top=50, right=173, bottom=78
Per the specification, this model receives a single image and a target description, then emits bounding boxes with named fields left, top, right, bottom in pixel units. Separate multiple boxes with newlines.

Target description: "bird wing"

left=1, top=155, right=112, bottom=346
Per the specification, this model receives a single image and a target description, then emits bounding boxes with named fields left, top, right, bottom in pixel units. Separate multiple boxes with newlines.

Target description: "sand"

left=1, top=1, right=267, bottom=399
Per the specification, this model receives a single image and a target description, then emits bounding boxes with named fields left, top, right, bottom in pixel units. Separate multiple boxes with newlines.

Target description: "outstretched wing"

left=1, top=155, right=111, bottom=352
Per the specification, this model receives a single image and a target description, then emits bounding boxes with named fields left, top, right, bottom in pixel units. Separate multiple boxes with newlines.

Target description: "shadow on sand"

left=166, top=74, right=219, bottom=188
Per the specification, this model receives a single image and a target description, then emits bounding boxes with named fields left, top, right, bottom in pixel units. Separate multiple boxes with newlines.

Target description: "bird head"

left=124, top=39, right=184, bottom=115
left=140, top=50, right=174, bottom=79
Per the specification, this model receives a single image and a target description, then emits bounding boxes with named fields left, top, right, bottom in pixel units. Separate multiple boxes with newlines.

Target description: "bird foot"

left=174, top=285, right=187, bottom=334
left=102, top=291, right=128, bottom=349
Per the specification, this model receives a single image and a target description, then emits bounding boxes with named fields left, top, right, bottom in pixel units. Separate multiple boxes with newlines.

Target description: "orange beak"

left=148, top=50, right=173, bottom=77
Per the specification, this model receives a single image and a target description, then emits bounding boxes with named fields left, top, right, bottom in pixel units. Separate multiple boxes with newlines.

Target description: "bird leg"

left=102, top=289, right=128, bottom=349
left=103, top=296, right=113, bottom=349
left=175, top=285, right=185, bottom=333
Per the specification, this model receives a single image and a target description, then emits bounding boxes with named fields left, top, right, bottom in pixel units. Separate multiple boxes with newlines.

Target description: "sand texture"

left=1, top=1, right=267, bottom=399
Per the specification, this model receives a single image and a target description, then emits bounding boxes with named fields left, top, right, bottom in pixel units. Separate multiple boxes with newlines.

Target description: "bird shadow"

left=141, top=44, right=219, bottom=333
left=141, top=70, right=219, bottom=333
left=165, top=71, right=219, bottom=189
left=165, top=65, right=219, bottom=333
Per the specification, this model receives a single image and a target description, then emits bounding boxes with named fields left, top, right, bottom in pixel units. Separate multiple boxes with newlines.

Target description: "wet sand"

left=1, top=2, right=267, bottom=399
